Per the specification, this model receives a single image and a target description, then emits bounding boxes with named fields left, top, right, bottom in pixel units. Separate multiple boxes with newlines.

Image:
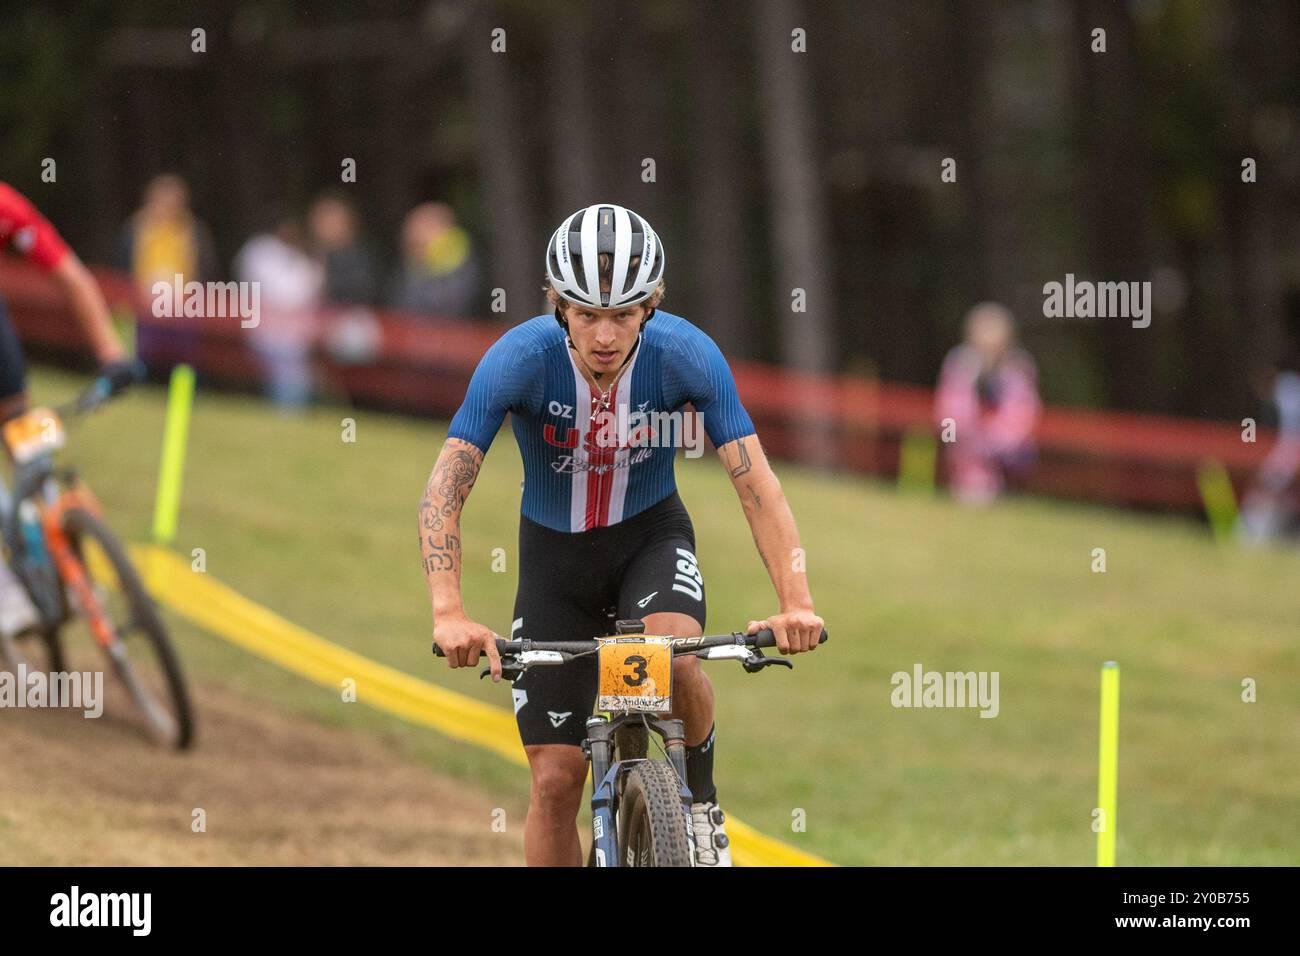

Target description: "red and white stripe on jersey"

left=566, top=342, right=644, bottom=531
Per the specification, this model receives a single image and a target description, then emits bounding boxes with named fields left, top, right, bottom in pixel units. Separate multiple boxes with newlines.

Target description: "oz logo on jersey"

left=671, top=547, right=703, bottom=602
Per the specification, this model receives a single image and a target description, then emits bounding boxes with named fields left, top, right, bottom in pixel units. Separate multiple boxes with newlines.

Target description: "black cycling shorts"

left=510, top=490, right=706, bottom=748
left=0, top=297, right=26, bottom=401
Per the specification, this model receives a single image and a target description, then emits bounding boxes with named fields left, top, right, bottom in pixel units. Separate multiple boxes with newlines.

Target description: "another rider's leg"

left=0, top=296, right=29, bottom=424
left=522, top=743, right=589, bottom=867
left=0, top=326, right=37, bottom=638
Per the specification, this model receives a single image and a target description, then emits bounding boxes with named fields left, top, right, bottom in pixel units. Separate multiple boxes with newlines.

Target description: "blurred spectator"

left=1238, top=346, right=1300, bottom=543
left=117, top=173, right=218, bottom=368
left=233, top=214, right=323, bottom=410
left=117, top=173, right=218, bottom=290
left=935, top=302, right=1042, bottom=505
left=308, top=192, right=379, bottom=305
left=388, top=202, right=479, bottom=317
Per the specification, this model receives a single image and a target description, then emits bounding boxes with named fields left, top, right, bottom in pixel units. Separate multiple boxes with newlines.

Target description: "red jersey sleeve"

left=0, top=182, right=72, bottom=272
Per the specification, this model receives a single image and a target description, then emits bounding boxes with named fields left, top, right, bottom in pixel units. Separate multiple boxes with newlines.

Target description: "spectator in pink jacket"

left=1238, top=343, right=1300, bottom=543
left=935, top=302, right=1041, bottom=505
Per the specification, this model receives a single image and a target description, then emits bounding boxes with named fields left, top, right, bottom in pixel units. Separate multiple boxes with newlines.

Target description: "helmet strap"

left=554, top=307, right=572, bottom=346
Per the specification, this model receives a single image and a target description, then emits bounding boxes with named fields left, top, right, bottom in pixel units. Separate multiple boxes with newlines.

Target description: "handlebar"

left=56, top=379, right=112, bottom=419
left=432, top=626, right=829, bottom=660
left=54, top=361, right=145, bottom=420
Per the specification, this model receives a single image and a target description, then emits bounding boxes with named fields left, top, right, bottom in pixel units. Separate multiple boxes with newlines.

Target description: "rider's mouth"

left=593, top=350, right=618, bottom=363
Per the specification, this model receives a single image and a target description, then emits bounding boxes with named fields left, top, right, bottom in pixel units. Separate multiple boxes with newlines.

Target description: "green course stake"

left=152, top=364, right=196, bottom=547
left=1097, top=661, right=1120, bottom=867
left=111, top=304, right=137, bottom=359
left=1196, top=460, right=1237, bottom=543
left=897, top=429, right=937, bottom=495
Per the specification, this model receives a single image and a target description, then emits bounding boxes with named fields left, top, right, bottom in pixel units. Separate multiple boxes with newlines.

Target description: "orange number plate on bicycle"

left=2, top=407, right=65, bottom=464
left=597, top=637, right=673, bottom=713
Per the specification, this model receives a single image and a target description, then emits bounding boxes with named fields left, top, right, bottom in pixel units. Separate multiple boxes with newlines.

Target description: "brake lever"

left=741, top=646, right=793, bottom=674
left=481, top=661, right=525, bottom=681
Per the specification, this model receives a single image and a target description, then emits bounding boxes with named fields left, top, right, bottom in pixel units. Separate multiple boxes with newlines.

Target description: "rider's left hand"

left=747, top=607, right=824, bottom=655
left=99, top=358, right=145, bottom=397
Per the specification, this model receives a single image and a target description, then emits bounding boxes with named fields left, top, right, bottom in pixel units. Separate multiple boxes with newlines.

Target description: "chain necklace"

left=572, top=337, right=639, bottom=423
left=587, top=366, right=626, bottom=422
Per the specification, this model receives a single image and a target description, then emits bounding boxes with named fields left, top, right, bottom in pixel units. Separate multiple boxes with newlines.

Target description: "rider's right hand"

left=433, top=614, right=503, bottom=682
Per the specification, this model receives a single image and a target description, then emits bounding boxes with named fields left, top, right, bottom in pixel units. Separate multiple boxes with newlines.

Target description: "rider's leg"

left=642, top=610, right=720, bottom=808
left=0, top=294, right=29, bottom=425
left=641, top=610, right=712, bottom=745
left=641, top=609, right=728, bottom=864
left=522, top=743, right=589, bottom=867
left=0, top=391, right=27, bottom=423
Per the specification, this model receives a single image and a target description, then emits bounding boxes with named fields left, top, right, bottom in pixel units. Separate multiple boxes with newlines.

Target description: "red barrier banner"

left=0, top=260, right=1274, bottom=512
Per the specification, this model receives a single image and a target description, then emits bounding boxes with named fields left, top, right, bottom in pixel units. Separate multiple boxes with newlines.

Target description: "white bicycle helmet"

left=545, top=203, right=665, bottom=309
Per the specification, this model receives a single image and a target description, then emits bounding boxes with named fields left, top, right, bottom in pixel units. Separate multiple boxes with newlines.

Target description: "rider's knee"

left=672, top=654, right=704, bottom=686
left=528, top=752, right=587, bottom=812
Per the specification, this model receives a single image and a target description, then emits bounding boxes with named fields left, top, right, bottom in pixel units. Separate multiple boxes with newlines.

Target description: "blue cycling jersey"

left=448, top=310, right=755, bottom=532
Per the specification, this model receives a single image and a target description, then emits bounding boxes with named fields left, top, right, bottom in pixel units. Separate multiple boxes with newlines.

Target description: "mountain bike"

left=0, top=375, right=194, bottom=749
left=435, top=619, right=827, bottom=866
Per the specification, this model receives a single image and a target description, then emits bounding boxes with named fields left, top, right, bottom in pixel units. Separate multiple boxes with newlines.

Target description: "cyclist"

left=0, top=180, right=136, bottom=639
left=420, top=203, right=824, bottom=867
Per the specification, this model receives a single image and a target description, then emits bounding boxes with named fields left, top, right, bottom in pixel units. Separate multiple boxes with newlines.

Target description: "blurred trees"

left=2, top=0, right=1299, bottom=420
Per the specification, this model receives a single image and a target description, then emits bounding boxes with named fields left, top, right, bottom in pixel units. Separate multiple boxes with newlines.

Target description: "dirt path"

left=0, top=677, right=523, bottom=866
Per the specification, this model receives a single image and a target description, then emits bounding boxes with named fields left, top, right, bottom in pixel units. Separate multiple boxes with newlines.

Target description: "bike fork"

left=584, top=715, right=695, bottom=867
left=660, top=718, right=698, bottom=859
left=585, top=716, right=619, bottom=867
left=41, top=510, right=115, bottom=650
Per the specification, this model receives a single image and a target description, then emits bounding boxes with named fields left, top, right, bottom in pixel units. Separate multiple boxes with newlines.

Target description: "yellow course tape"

left=131, top=544, right=833, bottom=867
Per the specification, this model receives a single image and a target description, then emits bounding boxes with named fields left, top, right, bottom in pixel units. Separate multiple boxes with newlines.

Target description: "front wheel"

left=617, top=760, right=693, bottom=867
left=61, top=507, right=195, bottom=749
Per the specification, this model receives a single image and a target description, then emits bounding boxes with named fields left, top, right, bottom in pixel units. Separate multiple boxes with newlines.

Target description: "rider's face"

left=562, top=302, right=648, bottom=373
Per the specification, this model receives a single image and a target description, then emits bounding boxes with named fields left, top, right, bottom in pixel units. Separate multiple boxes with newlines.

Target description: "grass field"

left=25, top=364, right=1300, bottom=866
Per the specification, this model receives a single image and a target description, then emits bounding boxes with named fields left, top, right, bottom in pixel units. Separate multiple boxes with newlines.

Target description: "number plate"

left=2, top=408, right=65, bottom=464
left=597, top=636, right=673, bottom=713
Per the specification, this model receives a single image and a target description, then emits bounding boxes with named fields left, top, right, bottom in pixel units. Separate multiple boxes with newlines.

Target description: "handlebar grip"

left=751, top=627, right=829, bottom=648
left=431, top=638, right=512, bottom=658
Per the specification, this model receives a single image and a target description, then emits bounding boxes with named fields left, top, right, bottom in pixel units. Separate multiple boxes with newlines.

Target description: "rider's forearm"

left=419, top=438, right=484, bottom=619
left=739, top=471, right=815, bottom=612
left=51, top=254, right=125, bottom=363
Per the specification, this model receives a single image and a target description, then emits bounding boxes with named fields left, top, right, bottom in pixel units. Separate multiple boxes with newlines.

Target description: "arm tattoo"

left=419, top=441, right=482, bottom=576
left=724, top=437, right=753, bottom=478
left=422, top=532, right=460, bottom=574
